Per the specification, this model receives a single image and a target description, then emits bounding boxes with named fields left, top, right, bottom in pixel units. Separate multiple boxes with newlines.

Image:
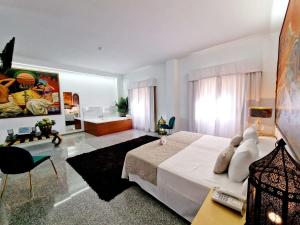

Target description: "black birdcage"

left=246, top=139, right=300, bottom=225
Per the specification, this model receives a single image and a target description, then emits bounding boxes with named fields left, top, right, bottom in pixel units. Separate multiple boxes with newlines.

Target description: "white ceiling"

left=0, top=0, right=276, bottom=74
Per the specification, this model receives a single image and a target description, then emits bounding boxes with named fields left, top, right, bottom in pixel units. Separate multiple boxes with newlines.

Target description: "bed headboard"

left=275, top=0, right=300, bottom=159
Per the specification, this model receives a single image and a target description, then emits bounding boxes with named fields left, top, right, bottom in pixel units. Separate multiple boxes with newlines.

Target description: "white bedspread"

left=129, top=133, right=277, bottom=222
left=159, top=135, right=242, bottom=195
left=157, top=135, right=236, bottom=221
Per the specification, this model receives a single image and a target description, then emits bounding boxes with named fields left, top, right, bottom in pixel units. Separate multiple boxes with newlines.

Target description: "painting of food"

left=276, top=0, right=300, bottom=157
left=0, top=68, right=61, bottom=118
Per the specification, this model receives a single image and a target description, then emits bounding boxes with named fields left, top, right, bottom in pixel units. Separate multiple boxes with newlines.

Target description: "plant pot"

left=39, top=125, right=52, bottom=135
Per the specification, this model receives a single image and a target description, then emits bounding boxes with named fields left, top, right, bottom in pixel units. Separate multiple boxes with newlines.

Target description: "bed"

left=122, top=131, right=276, bottom=222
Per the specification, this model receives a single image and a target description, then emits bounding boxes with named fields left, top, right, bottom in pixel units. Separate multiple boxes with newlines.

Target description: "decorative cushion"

left=230, top=135, right=243, bottom=147
left=213, top=145, right=235, bottom=174
left=228, top=139, right=258, bottom=182
left=243, top=126, right=259, bottom=143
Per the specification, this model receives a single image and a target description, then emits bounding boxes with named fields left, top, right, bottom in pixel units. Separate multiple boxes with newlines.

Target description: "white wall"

left=275, top=127, right=300, bottom=162
left=60, top=71, right=117, bottom=109
left=123, top=32, right=280, bottom=135
left=0, top=63, right=118, bottom=143
left=261, top=32, right=280, bottom=135
left=164, top=59, right=180, bottom=130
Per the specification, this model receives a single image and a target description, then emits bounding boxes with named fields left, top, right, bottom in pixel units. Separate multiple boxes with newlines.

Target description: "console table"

left=5, top=130, right=62, bottom=147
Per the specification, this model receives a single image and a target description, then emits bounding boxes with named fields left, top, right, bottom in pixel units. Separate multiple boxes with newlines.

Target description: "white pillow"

left=243, top=126, right=258, bottom=143
left=228, top=139, right=258, bottom=182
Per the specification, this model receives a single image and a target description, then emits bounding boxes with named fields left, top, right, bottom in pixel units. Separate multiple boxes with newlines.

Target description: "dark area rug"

left=66, top=135, right=159, bottom=201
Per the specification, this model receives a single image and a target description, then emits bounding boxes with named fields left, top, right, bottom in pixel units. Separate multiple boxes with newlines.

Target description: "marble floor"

left=0, top=130, right=189, bottom=225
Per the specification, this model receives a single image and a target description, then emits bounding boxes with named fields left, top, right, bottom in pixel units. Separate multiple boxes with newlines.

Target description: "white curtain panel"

left=190, top=72, right=261, bottom=137
left=128, top=86, right=155, bottom=132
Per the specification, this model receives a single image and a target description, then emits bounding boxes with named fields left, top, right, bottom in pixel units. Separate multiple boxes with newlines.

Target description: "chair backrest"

left=168, top=117, right=176, bottom=129
left=0, top=147, right=34, bottom=174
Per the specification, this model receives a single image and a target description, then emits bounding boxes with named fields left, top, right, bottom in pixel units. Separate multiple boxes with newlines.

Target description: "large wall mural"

left=0, top=68, right=61, bottom=118
left=276, top=0, right=300, bottom=158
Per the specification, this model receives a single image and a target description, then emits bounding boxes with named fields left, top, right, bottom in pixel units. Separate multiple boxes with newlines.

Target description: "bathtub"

left=79, top=116, right=132, bottom=136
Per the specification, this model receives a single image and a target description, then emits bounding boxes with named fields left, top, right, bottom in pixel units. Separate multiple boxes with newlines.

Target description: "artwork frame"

left=275, top=0, right=300, bottom=159
left=0, top=68, right=61, bottom=118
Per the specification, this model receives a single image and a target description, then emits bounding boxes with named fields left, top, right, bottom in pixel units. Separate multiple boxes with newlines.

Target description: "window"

left=128, top=86, right=156, bottom=131
left=190, top=72, right=261, bottom=137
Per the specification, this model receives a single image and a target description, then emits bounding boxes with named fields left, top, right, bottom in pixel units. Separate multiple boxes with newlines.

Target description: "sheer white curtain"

left=193, top=76, right=218, bottom=135
left=190, top=72, right=261, bottom=137
left=128, top=86, right=155, bottom=132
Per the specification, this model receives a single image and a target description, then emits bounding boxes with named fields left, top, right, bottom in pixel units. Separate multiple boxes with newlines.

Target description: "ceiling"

left=0, top=0, right=276, bottom=74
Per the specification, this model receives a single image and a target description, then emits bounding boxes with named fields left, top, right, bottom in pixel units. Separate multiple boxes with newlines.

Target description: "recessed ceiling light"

left=98, top=46, right=102, bottom=51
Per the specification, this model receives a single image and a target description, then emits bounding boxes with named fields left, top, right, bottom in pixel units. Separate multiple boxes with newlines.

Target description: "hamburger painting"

left=0, top=68, right=61, bottom=118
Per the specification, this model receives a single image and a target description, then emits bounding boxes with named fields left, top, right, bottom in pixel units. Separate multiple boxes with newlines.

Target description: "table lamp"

left=249, top=107, right=272, bottom=135
left=246, top=139, right=300, bottom=225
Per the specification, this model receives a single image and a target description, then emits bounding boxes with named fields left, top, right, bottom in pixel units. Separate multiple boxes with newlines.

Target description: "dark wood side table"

left=5, top=130, right=62, bottom=147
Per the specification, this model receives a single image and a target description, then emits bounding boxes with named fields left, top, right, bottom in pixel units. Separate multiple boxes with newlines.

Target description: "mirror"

left=63, top=92, right=82, bottom=133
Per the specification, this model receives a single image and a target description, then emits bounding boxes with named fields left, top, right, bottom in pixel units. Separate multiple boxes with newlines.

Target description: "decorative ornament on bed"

left=245, top=139, right=300, bottom=225
left=275, top=0, right=300, bottom=159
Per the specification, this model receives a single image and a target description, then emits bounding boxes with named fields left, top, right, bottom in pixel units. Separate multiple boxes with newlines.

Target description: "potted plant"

left=115, top=97, right=129, bottom=117
left=35, top=118, right=55, bottom=135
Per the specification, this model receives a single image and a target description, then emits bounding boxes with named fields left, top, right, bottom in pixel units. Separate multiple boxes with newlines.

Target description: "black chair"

left=0, top=146, right=58, bottom=198
left=160, top=116, right=176, bottom=135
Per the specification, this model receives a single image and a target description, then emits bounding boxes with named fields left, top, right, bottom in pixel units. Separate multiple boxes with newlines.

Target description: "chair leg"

left=28, top=171, right=32, bottom=193
left=49, top=159, right=58, bottom=178
left=0, top=175, right=8, bottom=199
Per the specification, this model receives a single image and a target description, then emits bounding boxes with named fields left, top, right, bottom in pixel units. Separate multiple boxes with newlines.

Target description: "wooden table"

left=5, top=130, right=62, bottom=147
left=192, top=190, right=246, bottom=225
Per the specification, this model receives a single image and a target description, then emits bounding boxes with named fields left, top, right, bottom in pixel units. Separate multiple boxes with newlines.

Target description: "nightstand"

left=192, top=190, right=246, bottom=225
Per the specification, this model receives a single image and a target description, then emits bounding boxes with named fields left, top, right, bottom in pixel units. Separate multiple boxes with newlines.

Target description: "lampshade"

left=249, top=107, right=272, bottom=118
left=246, top=139, right=300, bottom=225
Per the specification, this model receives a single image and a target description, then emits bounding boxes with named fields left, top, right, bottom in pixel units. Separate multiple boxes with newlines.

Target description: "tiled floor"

left=0, top=130, right=189, bottom=225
